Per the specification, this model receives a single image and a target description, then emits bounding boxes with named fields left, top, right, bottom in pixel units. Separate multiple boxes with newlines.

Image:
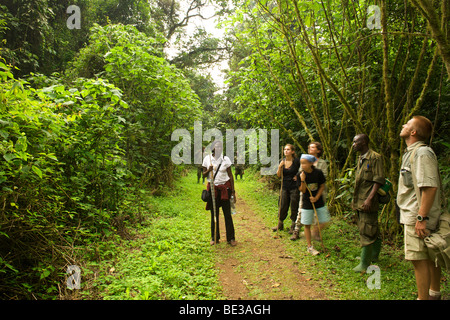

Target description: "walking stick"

left=275, top=146, right=284, bottom=238
left=209, top=153, right=217, bottom=245
left=305, top=185, right=326, bottom=252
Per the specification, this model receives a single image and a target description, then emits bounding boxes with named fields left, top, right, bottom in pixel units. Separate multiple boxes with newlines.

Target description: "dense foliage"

left=1, top=64, right=130, bottom=298
left=220, top=0, right=449, bottom=237
left=0, top=0, right=448, bottom=299
left=0, top=18, right=201, bottom=299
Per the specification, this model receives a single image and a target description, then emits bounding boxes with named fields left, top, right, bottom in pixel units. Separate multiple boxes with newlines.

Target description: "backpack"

left=410, top=143, right=450, bottom=271
left=424, top=212, right=450, bottom=272
left=377, top=178, right=392, bottom=204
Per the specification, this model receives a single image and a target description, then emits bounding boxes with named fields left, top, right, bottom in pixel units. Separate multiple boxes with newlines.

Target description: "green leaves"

left=222, top=0, right=450, bottom=243
left=0, top=21, right=204, bottom=299
left=31, top=166, right=43, bottom=179
left=69, top=23, right=201, bottom=180
left=0, top=60, right=136, bottom=298
left=3, top=153, right=16, bottom=162
left=97, top=172, right=222, bottom=300
left=0, top=61, right=14, bottom=82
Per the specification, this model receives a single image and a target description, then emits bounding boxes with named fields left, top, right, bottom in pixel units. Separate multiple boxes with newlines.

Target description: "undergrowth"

left=77, top=169, right=223, bottom=300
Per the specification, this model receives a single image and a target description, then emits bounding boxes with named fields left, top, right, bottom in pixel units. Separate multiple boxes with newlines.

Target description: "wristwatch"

left=417, top=215, right=429, bottom=222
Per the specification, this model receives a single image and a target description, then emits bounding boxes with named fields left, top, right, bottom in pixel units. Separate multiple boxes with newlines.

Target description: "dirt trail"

left=213, top=194, right=327, bottom=300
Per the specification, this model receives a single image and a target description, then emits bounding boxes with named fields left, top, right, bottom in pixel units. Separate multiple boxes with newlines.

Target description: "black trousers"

left=279, top=187, right=300, bottom=223
left=210, top=188, right=235, bottom=242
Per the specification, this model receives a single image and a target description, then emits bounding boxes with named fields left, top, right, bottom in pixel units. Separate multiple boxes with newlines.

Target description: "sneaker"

left=228, top=240, right=237, bottom=246
left=307, top=246, right=320, bottom=256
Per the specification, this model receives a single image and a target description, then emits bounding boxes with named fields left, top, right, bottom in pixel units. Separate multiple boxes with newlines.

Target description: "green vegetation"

left=73, top=169, right=447, bottom=300
left=222, top=0, right=450, bottom=239
left=78, top=170, right=222, bottom=300
left=0, top=0, right=448, bottom=299
left=0, top=18, right=201, bottom=300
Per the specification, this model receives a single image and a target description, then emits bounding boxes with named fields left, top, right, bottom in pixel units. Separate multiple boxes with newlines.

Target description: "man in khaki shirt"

left=351, top=134, right=385, bottom=272
left=397, top=116, right=442, bottom=300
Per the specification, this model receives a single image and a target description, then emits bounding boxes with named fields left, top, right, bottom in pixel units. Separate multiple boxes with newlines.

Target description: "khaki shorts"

left=404, top=224, right=430, bottom=261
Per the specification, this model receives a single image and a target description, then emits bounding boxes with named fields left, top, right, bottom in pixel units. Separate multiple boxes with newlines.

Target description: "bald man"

left=351, top=134, right=385, bottom=272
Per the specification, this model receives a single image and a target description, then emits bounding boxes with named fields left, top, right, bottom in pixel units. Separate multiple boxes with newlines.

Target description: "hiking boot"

left=272, top=221, right=284, bottom=232
left=290, top=230, right=299, bottom=241
left=228, top=240, right=237, bottom=246
left=288, top=222, right=295, bottom=234
left=429, top=290, right=441, bottom=300
left=307, top=246, right=320, bottom=256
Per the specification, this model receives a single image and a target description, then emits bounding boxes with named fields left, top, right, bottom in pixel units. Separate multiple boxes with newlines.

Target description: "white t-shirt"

left=202, top=154, right=232, bottom=186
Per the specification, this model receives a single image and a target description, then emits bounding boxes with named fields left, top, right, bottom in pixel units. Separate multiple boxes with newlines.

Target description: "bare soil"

left=213, top=195, right=327, bottom=300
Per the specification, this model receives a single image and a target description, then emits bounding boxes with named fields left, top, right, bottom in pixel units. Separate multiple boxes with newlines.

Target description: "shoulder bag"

left=201, top=161, right=222, bottom=202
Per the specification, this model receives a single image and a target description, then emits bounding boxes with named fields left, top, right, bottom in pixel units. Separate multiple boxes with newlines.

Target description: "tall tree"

left=408, top=0, right=450, bottom=78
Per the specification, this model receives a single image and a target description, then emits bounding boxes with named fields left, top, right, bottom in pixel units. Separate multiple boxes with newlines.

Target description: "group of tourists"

left=201, top=115, right=445, bottom=300
left=271, top=142, right=330, bottom=257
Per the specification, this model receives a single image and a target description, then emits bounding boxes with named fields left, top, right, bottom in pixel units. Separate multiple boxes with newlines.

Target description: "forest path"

left=212, top=179, right=327, bottom=300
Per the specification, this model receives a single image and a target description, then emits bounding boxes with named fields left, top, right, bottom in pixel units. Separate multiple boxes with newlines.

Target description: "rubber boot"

left=353, top=244, right=373, bottom=272
left=371, top=238, right=382, bottom=263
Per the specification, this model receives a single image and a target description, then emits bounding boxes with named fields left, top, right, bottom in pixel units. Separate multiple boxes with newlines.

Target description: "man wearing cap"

left=351, top=134, right=385, bottom=272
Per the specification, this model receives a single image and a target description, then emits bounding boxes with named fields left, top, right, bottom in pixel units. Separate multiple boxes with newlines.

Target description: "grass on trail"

left=80, top=169, right=224, bottom=300
left=79, top=168, right=448, bottom=300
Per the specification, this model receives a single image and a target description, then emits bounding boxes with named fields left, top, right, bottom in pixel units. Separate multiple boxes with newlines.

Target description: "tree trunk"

left=409, top=0, right=450, bottom=79
left=381, top=0, right=400, bottom=191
